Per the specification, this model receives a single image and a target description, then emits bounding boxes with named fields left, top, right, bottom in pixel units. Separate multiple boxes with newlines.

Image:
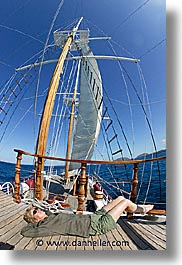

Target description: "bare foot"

left=141, top=204, right=154, bottom=214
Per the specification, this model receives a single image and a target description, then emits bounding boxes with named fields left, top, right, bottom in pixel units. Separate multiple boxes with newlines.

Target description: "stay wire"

left=139, top=38, right=166, bottom=59
left=0, top=71, right=39, bottom=145
left=112, top=0, right=151, bottom=35
left=120, top=63, right=162, bottom=201
left=33, top=0, right=65, bottom=153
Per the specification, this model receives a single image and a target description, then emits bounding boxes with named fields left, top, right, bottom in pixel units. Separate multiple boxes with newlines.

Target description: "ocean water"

left=0, top=150, right=166, bottom=209
left=88, top=150, right=166, bottom=209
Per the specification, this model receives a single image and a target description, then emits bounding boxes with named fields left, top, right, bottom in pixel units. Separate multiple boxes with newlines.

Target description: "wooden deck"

left=0, top=190, right=166, bottom=250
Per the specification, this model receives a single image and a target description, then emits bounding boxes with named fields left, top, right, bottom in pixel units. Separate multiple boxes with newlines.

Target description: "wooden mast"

left=34, top=17, right=83, bottom=199
left=65, top=60, right=81, bottom=181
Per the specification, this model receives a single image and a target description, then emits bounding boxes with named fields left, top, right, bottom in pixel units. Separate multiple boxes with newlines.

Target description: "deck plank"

left=24, top=238, right=40, bottom=250
left=0, top=191, right=166, bottom=251
left=105, top=230, right=121, bottom=250
left=0, top=204, right=21, bottom=217
left=114, top=223, right=137, bottom=250
left=84, top=236, right=95, bottom=251
left=118, top=219, right=156, bottom=250
left=15, top=237, right=32, bottom=250
left=0, top=198, right=14, bottom=207
left=149, top=223, right=166, bottom=235
left=65, top=235, right=77, bottom=251
left=91, top=235, right=102, bottom=251
left=157, top=224, right=166, bottom=230
left=0, top=207, right=27, bottom=229
left=0, top=194, right=11, bottom=200
left=7, top=232, right=23, bottom=246
left=75, top=236, right=86, bottom=251
left=98, top=233, right=112, bottom=250
left=0, top=219, right=26, bottom=243
left=137, top=222, right=166, bottom=241
left=46, top=235, right=62, bottom=251
left=128, top=220, right=166, bottom=249
left=0, top=214, right=23, bottom=235
left=56, top=235, right=69, bottom=250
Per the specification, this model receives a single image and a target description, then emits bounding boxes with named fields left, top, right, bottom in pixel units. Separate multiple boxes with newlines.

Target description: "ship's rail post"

left=127, top=163, right=139, bottom=219
left=76, top=162, right=87, bottom=214
left=34, top=156, right=43, bottom=200
left=13, top=151, right=23, bottom=203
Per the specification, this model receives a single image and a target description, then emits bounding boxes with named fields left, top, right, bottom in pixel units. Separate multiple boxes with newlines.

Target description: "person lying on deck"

left=21, top=196, right=154, bottom=238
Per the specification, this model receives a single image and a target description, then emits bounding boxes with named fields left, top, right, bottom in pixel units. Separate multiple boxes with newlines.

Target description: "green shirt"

left=21, top=212, right=91, bottom=238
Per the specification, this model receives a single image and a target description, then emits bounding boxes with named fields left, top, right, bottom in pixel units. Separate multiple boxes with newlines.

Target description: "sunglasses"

left=33, top=207, right=38, bottom=215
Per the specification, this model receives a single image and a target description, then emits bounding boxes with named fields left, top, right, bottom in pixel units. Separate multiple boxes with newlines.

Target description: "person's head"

left=23, top=207, right=47, bottom=224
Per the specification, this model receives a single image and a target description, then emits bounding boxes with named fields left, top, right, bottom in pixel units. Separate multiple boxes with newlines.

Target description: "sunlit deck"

left=0, top=190, right=166, bottom=250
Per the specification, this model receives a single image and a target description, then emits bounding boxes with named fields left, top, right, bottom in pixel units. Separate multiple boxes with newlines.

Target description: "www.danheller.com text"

left=35, top=239, right=129, bottom=247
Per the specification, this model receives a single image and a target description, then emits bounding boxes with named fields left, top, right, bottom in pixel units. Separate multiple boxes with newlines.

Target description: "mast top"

left=54, top=17, right=85, bottom=51
left=54, top=29, right=89, bottom=51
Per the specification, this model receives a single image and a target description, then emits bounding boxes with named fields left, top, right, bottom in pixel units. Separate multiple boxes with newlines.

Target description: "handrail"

left=14, top=149, right=166, bottom=165
left=13, top=149, right=166, bottom=215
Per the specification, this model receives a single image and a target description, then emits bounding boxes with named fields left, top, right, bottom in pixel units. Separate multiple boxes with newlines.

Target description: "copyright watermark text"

left=36, top=239, right=129, bottom=248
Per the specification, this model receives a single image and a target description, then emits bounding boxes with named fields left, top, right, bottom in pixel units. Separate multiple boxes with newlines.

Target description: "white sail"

left=69, top=44, right=103, bottom=170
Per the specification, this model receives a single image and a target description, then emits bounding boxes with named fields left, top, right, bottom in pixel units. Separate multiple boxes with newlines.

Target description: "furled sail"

left=69, top=44, right=103, bottom=170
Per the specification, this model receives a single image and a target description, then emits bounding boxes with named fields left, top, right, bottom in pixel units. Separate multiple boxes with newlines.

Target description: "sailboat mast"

left=65, top=60, right=81, bottom=181
left=35, top=17, right=83, bottom=199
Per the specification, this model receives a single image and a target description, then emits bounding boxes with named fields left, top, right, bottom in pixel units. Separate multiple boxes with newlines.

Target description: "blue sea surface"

left=0, top=150, right=166, bottom=209
left=88, top=151, right=166, bottom=209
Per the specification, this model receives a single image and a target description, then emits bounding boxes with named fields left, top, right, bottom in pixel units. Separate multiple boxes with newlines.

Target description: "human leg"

left=103, top=196, right=126, bottom=212
left=107, top=199, right=154, bottom=222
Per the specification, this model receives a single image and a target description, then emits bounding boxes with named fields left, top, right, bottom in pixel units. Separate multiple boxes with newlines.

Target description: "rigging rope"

left=1, top=16, right=165, bottom=204
left=0, top=0, right=31, bottom=26
left=136, top=64, right=154, bottom=202
left=48, top=60, right=75, bottom=173
left=79, top=18, right=164, bottom=203
left=89, top=18, right=164, bottom=203
left=0, top=70, right=39, bottom=144
left=95, top=173, right=130, bottom=197
left=0, top=24, right=44, bottom=45
left=121, top=63, right=162, bottom=201
left=0, top=69, right=33, bottom=124
left=1, top=104, right=33, bottom=147
left=72, top=34, right=133, bottom=188
left=0, top=44, right=58, bottom=129
left=55, top=18, right=80, bottom=33
left=139, top=38, right=166, bottom=59
left=107, top=40, right=135, bottom=157
left=107, top=167, right=123, bottom=196
left=52, top=60, right=77, bottom=156
left=112, top=0, right=151, bottom=35
left=138, top=64, right=163, bottom=203
left=84, top=19, right=134, bottom=159
left=0, top=73, right=16, bottom=99
left=0, top=61, right=15, bottom=70
left=109, top=98, right=166, bottom=106
left=33, top=0, right=65, bottom=153
left=77, top=50, right=132, bottom=192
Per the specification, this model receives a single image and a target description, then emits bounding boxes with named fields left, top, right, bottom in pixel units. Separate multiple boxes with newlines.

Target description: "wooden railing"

left=13, top=149, right=166, bottom=214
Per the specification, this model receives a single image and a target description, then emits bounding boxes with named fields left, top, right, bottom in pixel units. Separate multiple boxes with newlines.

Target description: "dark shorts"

left=89, top=208, right=117, bottom=235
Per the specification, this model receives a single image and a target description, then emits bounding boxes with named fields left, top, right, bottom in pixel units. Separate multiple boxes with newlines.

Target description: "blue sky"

left=0, top=0, right=166, bottom=164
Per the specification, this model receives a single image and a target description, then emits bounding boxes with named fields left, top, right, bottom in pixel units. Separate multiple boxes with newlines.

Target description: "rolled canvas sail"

left=69, top=45, right=103, bottom=171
